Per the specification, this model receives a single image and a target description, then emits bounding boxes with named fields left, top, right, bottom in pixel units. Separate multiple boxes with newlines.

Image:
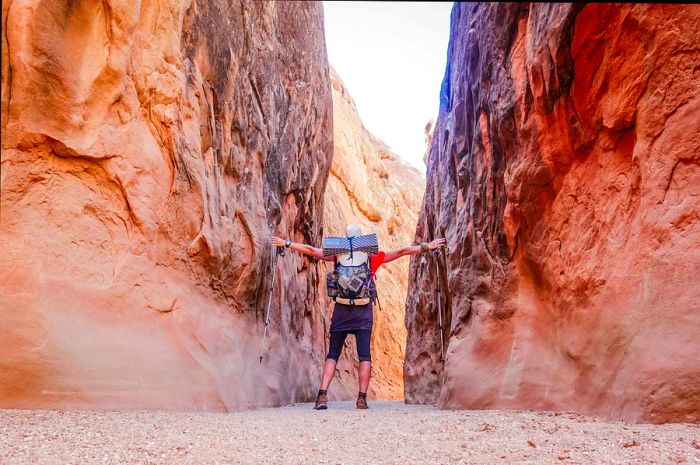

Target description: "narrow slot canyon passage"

left=1, top=1, right=699, bottom=464
left=316, top=67, right=425, bottom=401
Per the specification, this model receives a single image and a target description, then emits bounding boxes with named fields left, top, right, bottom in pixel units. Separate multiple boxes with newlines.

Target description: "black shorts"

left=327, top=329, right=372, bottom=363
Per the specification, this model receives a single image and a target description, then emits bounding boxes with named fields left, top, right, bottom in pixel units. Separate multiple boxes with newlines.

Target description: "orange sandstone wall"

left=405, top=3, right=700, bottom=423
left=0, top=0, right=332, bottom=411
left=323, top=69, right=424, bottom=400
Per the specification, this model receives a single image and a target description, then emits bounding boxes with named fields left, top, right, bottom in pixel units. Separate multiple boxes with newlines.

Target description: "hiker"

left=272, top=225, right=446, bottom=410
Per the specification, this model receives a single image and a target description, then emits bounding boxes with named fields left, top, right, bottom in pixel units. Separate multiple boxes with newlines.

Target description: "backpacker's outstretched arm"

left=272, top=236, right=334, bottom=261
left=383, top=238, right=446, bottom=264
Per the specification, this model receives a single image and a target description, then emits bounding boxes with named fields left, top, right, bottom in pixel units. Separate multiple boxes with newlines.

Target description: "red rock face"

left=323, top=69, right=424, bottom=400
left=1, top=1, right=332, bottom=410
left=405, top=3, right=700, bottom=423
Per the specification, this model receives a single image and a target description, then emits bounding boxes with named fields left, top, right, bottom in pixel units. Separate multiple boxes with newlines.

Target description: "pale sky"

left=323, top=1, right=454, bottom=172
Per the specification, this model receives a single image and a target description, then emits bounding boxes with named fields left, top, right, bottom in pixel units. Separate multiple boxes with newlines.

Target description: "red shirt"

left=370, top=251, right=386, bottom=273
left=329, top=251, right=385, bottom=272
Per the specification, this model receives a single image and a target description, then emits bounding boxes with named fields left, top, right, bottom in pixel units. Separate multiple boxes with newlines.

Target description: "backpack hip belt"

left=334, top=297, right=371, bottom=306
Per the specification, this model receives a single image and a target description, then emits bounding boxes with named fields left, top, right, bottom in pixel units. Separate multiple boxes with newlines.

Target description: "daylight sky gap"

left=323, top=1, right=454, bottom=172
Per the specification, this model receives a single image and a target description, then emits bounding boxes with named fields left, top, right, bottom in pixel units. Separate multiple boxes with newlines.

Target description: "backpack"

left=326, top=254, right=378, bottom=304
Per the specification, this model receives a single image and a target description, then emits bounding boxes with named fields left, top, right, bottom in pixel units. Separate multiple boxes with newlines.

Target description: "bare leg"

left=320, top=359, right=337, bottom=390
left=358, top=361, right=371, bottom=393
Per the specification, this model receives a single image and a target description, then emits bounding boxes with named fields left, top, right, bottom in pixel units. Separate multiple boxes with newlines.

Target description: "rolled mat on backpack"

left=322, top=233, right=379, bottom=257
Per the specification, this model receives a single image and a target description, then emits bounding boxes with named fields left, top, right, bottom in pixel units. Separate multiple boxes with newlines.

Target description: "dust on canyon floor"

left=2, top=402, right=698, bottom=465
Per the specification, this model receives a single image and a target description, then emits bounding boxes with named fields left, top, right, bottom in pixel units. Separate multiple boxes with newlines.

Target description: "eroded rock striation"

left=323, top=68, right=424, bottom=400
left=405, top=3, right=700, bottom=423
left=1, top=0, right=332, bottom=411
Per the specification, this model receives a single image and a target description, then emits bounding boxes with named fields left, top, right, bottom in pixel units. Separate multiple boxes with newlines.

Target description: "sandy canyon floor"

left=1, top=401, right=698, bottom=464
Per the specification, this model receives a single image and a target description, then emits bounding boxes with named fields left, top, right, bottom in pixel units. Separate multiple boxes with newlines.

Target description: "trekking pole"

left=433, top=247, right=445, bottom=364
left=259, top=245, right=285, bottom=364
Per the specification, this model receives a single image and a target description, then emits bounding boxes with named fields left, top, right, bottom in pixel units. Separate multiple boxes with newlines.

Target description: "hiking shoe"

left=313, top=393, right=328, bottom=410
left=356, top=397, right=369, bottom=410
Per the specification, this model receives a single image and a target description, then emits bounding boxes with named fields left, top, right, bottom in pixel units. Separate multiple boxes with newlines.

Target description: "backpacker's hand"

left=429, top=238, right=446, bottom=250
left=271, top=236, right=330, bottom=261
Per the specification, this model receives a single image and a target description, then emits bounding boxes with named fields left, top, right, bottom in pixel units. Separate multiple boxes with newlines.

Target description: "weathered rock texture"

left=323, top=69, right=424, bottom=400
left=1, top=0, right=332, bottom=411
left=405, top=2, right=700, bottom=423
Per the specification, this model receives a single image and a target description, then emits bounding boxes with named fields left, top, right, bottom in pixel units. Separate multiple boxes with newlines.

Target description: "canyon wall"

left=405, top=3, right=700, bottom=423
left=1, top=0, right=332, bottom=411
left=323, top=69, right=424, bottom=400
